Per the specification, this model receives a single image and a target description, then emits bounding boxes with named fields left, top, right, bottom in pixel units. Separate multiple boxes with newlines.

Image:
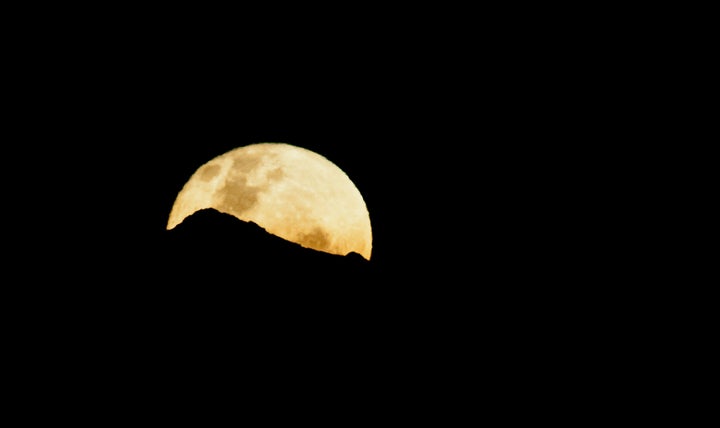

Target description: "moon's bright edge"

left=167, top=143, right=372, bottom=260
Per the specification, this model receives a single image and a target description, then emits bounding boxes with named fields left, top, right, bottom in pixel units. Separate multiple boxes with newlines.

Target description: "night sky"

left=9, top=8, right=629, bottom=417
left=29, top=38, right=579, bottom=310
left=16, top=6, right=583, bottom=284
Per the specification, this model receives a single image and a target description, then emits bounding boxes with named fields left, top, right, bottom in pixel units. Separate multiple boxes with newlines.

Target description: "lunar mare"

left=167, top=143, right=372, bottom=260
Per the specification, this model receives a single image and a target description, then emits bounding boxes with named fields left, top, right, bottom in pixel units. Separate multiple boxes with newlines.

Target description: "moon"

left=167, top=143, right=372, bottom=260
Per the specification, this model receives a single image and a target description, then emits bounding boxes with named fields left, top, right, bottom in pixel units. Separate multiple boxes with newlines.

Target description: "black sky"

left=8, top=8, right=639, bottom=416
left=13, top=4, right=590, bottom=273
left=25, top=24, right=586, bottom=294
left=12, top=5, right=615, bottom=316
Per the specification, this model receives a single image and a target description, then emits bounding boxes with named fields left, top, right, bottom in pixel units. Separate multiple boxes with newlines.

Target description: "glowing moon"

left=167, top=143, right=372, bottom=260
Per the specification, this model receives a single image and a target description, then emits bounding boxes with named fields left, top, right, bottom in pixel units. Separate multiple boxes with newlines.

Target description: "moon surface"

left=167, top=143, right=372, bottom=260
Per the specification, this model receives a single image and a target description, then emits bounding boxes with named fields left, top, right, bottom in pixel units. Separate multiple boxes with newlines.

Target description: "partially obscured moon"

left=167, top=143, right=372, bottom=260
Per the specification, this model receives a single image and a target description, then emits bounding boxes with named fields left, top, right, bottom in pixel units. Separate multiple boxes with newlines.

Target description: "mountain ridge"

left=155, top=208, right=375, bottom=308
left=164, top=207, right=369, bottom=265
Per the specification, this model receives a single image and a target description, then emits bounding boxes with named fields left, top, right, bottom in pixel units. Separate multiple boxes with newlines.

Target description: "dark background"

left=29, top=38, right=543, bottom=280
left=11, top=3, right=608, bottom=280
left=7, top=5, right=650, bottom=419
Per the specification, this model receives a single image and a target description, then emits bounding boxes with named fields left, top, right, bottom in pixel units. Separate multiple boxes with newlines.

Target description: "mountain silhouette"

left=144, top=208, right=381, bottom=326
left=160, top=208, right=371, bottom=283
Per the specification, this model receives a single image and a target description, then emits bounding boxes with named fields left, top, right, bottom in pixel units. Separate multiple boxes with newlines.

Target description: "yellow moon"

left=167, top=143, right=372, bottom=260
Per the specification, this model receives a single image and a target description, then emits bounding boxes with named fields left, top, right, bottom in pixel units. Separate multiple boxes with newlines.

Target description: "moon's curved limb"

left=167, top=143, right=372, bottom=260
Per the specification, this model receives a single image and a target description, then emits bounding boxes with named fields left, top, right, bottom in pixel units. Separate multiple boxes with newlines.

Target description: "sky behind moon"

left=9, top=7, right=645, bottom=417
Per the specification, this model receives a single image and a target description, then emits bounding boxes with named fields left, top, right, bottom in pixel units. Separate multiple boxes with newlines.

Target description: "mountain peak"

left=160, top=207, right=371, bottom=286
